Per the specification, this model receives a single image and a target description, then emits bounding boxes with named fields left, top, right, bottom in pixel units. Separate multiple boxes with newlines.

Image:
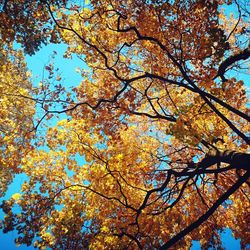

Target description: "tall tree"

left=0, top=0, right=249, bottom=249
left=0, top=44, right=35, bottom=197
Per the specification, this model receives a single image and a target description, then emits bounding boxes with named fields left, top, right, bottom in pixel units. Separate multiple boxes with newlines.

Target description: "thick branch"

left=191, top=87, right=250, bottom=144
left=159, top=170, right=250, bottom=249
left=217, top=47, right=250, bottom=82
left=190, top=149, right=250, bottom=171
left=146, top=73, right=250, bottom=122
left=115, top=15, right=249, bottom=143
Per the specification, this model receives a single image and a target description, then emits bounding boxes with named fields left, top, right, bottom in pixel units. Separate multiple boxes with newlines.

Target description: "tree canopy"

left=0, top=0, right=249, bottom=249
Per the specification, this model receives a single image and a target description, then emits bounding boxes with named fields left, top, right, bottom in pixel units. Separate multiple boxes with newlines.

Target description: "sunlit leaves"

left=0, top=46, right=35, bottom=197
left=0, top=0, right=249, bottom=249
left=11, top=193, right=21, bottom=201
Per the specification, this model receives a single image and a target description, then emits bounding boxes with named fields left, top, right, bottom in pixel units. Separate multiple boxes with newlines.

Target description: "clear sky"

left=0, top=44, right=82, bottom=250
left=0, top=42, right=243, bottom=250
left=0, top=2, right=247, bottom=245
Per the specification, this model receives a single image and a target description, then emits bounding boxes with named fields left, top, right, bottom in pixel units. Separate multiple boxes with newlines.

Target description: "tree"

left=0, top=0, right=249, bottom=249
left=0, top=44, right=35, bottom=197
left=0, top=0, right=66, bottom=54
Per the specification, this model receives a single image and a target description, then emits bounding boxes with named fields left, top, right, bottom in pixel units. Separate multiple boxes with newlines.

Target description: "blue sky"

left=1, top=2, right=248, bottom=246
left=0, top=43, right=244, bottom=250
left=0, top=44, right=82, bottom=250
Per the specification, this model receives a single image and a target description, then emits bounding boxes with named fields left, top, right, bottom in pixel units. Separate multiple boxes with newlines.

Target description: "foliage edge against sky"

left=0, top=0, right=249, bottom=249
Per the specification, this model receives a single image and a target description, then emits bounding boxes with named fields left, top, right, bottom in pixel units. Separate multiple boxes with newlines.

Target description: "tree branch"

left=217, top=47, right=250, bottom=82
left=189, top=149, right=250, bottom=171
left=159, top=170, right=250, bottom=249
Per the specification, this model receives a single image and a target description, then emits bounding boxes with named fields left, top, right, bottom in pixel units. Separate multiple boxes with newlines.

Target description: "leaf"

left=0, top=1, right=249, bottom=249
left=11, top=193, right=21, bottom=200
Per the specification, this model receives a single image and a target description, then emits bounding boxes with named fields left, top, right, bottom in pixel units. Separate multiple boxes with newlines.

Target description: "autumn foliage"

left=0, top=0, right=249, bottom=249
left=0, top=44, right=35, bottom=196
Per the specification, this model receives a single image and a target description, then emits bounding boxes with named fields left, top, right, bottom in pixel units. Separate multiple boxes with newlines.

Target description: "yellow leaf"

left=11, top=193, right=21, bottom=200
left=26, top=71, right=32, bottom=77
left=100, top=226, right=109, bottom=233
